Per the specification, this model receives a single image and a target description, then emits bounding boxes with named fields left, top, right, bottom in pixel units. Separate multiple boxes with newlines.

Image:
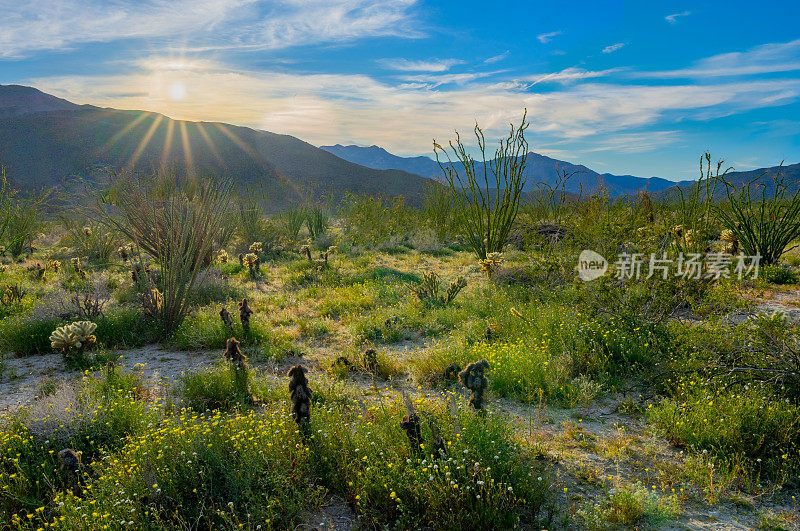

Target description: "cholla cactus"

left=444, top=276, right=467, bottom=304
left=249, top=242, right=263, bottom=254
left=244, top=253, right=260, bottom=278
left=218, top=249, right=229, bottom=264
left=672, top=225, right=684, bottom=238
left=684, top=229, right=694, bottom=247
left=70, top=257, right=81, bottom=269
left=82, top=226, right=92, bottom=237
left=299, top=244, right=312, bottom=262
left=412, top=272, right=466, bottom=306
left=721, top=229, right=739, bottom=254
left=1, top=284, right=24, bottom=305
left=117, top=245, right=130, bottom=262
left=480, top=252, right=504, bottom=278
left=29, top=262, right=46, bottom=281
left=48, top=260, right=61, bottom=273
left=50, top=321, right=97, bottom=359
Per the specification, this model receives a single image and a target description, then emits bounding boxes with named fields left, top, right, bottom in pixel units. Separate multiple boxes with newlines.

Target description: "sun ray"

left=160, top=119, right=175, bottom=170
left=178, top=120, right=193, bottom=174
left=127, top=114, right=164, bottom=170
left=99, top=112, right=150, bottom=154
left=195, top=122, right=226, bottom=169
left=213, top=123, right=304, bottom=202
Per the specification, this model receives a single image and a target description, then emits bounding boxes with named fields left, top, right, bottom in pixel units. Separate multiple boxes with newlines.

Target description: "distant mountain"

left=322, top=144, right=442, bottom=178
left=0, top=85, right=434, bottom=209
left=0, top=85, right=80, bottom=118
left=321, top=144, right=686, bottom=196
left=663, top=163, right=800, bottom=200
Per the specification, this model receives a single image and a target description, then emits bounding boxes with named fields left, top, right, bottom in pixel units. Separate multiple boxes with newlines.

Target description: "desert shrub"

left=0, top=168, right=49, bottom=257
left=180, top=363, right=274, bottom=410
left=434, top=112, right=528, bottom=259
left=60, top=217, right=118, bottom=265
left=305, top=205, right=329, bottom=241
left=763, top=264, right=798, bottom=285
left=283, top=207, right=305, bottom=240
left=171, top=303, right=292, bottom=357
left=187, top=269, right=245, bottom=306
left=577, top=482, right=679, bottom=529
left=0, top=312, right=62, bottom=356
left=52, top=408, right=309, bottom=530
left=341, top=193, right=415, bottom=247
left=0, top=369, right=158, bottom=523
left=650, top=382, right=800, bottom=479
left=421, top=182, right=458, bottom=240
left=94, top=307, right=163, bottom=348
left=90, top=171, right=232, bottom=333
left=717, top=161, right=800, bottom=265
left=308, top=397, right=551, bottom=529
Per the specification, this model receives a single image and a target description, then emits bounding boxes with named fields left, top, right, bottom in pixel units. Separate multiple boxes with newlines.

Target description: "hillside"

left=321, top=144, right=685, bottom=196
left=0, top=86, right=434, bottom=209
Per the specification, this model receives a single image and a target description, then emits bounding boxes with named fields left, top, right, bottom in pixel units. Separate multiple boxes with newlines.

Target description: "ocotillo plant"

left=434, top=112, right=529, bottom=260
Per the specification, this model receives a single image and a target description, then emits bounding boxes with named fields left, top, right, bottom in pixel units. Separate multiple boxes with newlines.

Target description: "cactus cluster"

left=243, top=253, right=260, bottom=277
left=1, top=284, right=24, bottom=305
left=249, top=242, right=263, bottom=254
left=411, top=271, right=467, bottom=306
left=117, top=245, right=134, bottom=263
left=50, top=321, right=97, bottom=359
left=720, top=229, right=739, bottom=254
left=217, top=249, right=229, bottom=264
left=479, top=252, right=504, bottom=277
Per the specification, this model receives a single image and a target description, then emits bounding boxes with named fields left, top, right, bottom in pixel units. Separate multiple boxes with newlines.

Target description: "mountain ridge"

left=0, top=85, right=435, bottom=209
left=321, top=143, right=689, bottom=196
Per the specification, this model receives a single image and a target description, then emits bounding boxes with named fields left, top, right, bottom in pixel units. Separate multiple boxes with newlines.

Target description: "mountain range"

left=321, top=144, right=692, bottom=196
left=1, top=85, right=796, bottom=207
left=0, top=85, right=434, bottom=209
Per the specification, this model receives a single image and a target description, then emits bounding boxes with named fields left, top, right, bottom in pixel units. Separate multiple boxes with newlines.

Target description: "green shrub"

left=53, top=408, right=308, bottom=529
left=578, top=482, right=679, bottom=529
left=309, top=397, right=551, bottom=529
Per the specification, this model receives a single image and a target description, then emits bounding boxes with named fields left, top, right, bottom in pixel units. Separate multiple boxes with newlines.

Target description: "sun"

left=168, top=81, right=187, bottom=101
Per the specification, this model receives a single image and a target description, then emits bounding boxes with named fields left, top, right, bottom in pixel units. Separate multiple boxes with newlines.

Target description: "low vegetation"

left=2, top=143, right=800, bottom=528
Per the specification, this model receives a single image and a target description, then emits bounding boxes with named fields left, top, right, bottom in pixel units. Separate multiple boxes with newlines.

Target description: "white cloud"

left=484, top=51, right=510, bottom=64
left=523, top=67, right=622, bottom=85
left=602, top=43, right=626, bottom=54
left=27, top=55, right=800, bottom=156
left=0, top=0, right=420, bottom=58
left=537, top=31, right=562, bottom=44
left=247, top=0, right=421, bottom=50
left=637, top=39, right=800, bottom=78
left=665, top=11, right=690, bottom=24
left=378, top=58, right=464, bottom=72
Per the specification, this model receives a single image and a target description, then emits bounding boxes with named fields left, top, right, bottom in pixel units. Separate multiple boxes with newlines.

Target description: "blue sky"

left=1, top=0, right=799, bottom=180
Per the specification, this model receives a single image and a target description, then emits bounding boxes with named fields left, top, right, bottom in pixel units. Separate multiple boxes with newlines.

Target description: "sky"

left=1, top=0, right=799, bottom=180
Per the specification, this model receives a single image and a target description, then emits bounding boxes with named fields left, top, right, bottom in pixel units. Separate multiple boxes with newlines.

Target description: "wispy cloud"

left=248, top=0, right=421, bottom=50
left=378, top=58, right=464, bottom=72
left=602, top=43, right=626, bottom=54
left=484, top=51, right=510, bottom=64
left=523, top=67, right=622, bottom=85
left=636, top=39, right=800, bottom=78
left=537, top=31, right=562, bottom=44
left=0, top=0, right=421, bottom=58
left=29, top=53, right=800, bottom=156
left=665, top=11, right=691, bottom=24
